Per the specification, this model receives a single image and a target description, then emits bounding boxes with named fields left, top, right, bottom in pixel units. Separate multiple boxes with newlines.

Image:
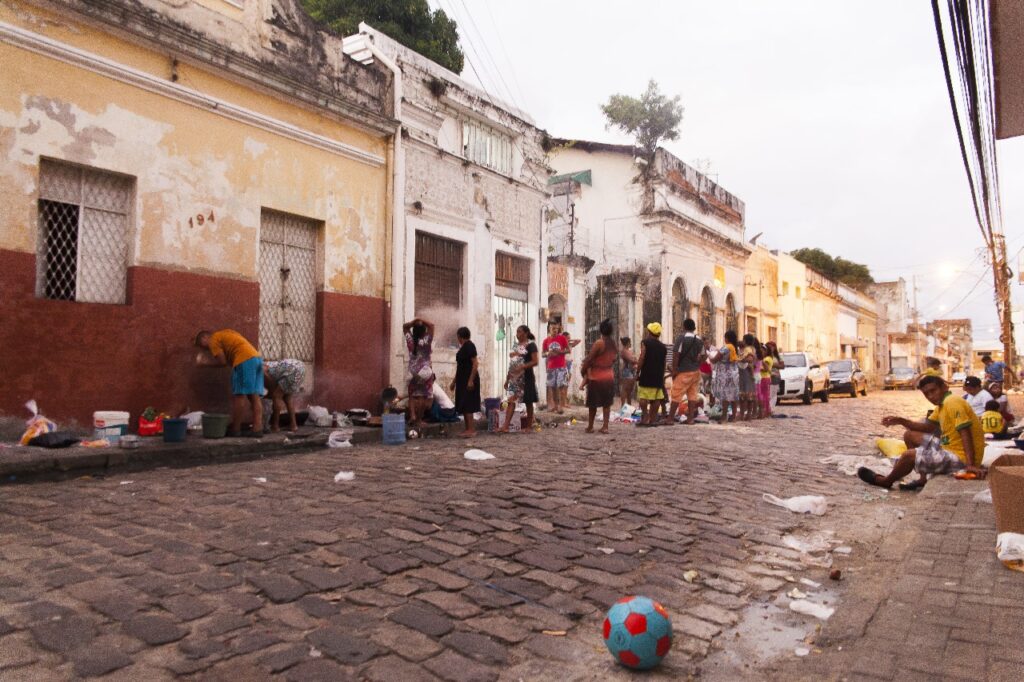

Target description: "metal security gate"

left=493, top=296, right=529, bottom=397
left=259, top=210, right=318, bottom=388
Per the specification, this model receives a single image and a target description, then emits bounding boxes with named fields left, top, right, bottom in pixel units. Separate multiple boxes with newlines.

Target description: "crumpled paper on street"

left=789, top=599, right=834, bottom=620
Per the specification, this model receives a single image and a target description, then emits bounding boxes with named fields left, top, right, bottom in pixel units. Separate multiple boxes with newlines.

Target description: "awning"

left=840, top=335, right=868, bottom=348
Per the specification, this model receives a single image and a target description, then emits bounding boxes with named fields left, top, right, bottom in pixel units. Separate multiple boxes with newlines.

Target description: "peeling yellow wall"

left=0, top=1, right=389, bottom=296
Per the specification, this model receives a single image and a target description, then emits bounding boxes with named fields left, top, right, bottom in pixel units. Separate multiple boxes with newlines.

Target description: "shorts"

left=231, top=356, right=264, bottom=396
left=546, top=366, right=569, bottom=388
left=637, top=386, right=665, bottom=401
left=671, top=371, right=701, bottom=404
left=914, top=434, right=966, bottom=475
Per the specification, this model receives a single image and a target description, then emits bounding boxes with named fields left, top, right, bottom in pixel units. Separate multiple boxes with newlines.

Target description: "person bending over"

left=858, top=375, right=985, bottom=491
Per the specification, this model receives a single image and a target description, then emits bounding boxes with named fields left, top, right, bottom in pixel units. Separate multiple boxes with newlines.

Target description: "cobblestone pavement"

left=0, top=392, right=1019, bottom=680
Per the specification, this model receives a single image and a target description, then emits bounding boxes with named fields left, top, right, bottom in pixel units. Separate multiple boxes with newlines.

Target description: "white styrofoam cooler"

left=94, top=411, right=130, bottom=443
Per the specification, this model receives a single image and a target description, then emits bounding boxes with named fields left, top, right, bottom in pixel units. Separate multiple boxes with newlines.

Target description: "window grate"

left=37, top=159, right=132, bottom=304
left=415, top=232, right=464, bottom=311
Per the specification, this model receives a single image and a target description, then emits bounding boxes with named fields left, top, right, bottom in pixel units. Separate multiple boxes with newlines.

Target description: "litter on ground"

left=973, top=488, right=993, bottom=504
left=464, top=449, right=495, bottom=461
left=253, top=477, right=267, bottom=483
left=763, top=493, right=828, bottom=515
left=789, top=599, right=835, bottom=620
left=334, top=471, right=355, bottom=482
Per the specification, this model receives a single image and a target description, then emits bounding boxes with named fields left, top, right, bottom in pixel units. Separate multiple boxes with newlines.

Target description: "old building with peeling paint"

left=0, top=0, right=397, bottom=424
left=548, top=141, right=749, bottom=388
left=342, top=23, right=552, bottom=396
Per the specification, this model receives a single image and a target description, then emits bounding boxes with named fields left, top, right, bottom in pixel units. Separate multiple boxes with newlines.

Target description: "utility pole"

left=912, top=275, right=922, bottom=372
left=990, top=233, right=1016, bottom=384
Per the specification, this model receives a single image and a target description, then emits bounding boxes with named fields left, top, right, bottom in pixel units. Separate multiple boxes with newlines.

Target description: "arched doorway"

left=547, top=293, right=566, bottom=327
left=725, top=293, right=738, bottom=333
left=700, top=287, right=715, bottom=341
left=671, top=278, right=688, bottom=340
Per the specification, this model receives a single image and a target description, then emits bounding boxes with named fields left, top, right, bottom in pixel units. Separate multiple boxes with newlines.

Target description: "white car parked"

left=779, top=352, right=830, bottom=404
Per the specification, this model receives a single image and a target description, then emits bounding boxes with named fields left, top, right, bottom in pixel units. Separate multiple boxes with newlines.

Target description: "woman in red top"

left=581, top=319, right=618, bottom=434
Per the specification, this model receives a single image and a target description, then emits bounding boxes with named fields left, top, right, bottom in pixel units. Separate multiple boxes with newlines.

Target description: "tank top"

left=638, top=338, right=667, bottom=388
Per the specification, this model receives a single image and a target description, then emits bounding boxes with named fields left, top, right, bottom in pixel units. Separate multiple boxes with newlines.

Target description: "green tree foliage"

left=302, top=0, right=464, bottom=74
left=600, top=80, right=683, bottom=161
left=791, top=248, right=875, bottom=290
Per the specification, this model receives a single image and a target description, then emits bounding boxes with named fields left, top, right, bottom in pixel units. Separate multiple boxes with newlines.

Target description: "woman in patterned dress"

left=264, top=359, right=306, bottom=433
left=711, top=329, right=740, bottom=423
left=403, top=317, right=435, bottom=427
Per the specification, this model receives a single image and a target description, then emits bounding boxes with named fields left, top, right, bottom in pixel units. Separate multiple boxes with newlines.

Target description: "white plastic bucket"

left=94, top=411, right=130, bottom=443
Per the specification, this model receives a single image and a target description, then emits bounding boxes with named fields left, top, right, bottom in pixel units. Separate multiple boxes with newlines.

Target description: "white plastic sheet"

left=464, top=449, right=495, bottom=461
left=789, top=599, right=834, bottom=620
left=973, top=488, right=993, bottom=504
left=763, top=493, right=828, bottom=516
left=334, top=471, right=355, bottom=482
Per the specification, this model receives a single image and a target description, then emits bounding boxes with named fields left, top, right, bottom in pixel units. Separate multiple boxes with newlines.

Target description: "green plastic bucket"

left=202, top=413, right=231, bottom=439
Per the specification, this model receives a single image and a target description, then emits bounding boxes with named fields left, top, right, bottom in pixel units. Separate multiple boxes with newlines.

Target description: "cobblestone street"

left=1, top=391, right=1020, bottom=681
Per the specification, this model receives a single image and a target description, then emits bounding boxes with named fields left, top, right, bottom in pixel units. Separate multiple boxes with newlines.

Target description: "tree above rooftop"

left=600, top=80, right=683, bottom=162
left=302, top=0, right=464, bottom=74
left=791, top=247, right=874, bottom=290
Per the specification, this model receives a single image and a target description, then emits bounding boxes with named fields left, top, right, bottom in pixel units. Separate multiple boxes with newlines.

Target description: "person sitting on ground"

left=636, top=323, right=667, bottom=426
left=264, top=359, right=305, bottom=433
left=858, top=375, right=986, bottom=491
left=981, top=399, right=1009, bottom=440
left=195, top=329, right=264, bottom=438
left=987, top=381, right=1015, bottom=426
left=982, top=354, right=1009, bottom=386
left=962, top=376, right=993, bottom=417
left=381, top=387, right=407, bottom=415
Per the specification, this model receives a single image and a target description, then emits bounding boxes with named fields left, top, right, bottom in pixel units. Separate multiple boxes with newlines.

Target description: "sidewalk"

left=772, top=475, right=1024, bottom=682
left=0, top=406, right=594, bottom=481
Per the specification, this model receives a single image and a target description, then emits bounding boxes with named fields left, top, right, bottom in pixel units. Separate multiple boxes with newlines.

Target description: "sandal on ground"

left=857, top=466, right=888, bottom=487
left=898, top=479, right=927, bottom=491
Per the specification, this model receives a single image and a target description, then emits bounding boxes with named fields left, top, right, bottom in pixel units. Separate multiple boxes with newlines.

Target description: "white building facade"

left=344, top=24, right=552, bottom=396
left=548, top=141, right=748, bottom=394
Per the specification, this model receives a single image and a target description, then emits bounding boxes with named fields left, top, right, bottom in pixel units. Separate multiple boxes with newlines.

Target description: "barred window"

left=415, top=231, right=464, bottom=312
left=37, top=159, right=133, bottom=304
left=462, top=119, right=513, bottom=175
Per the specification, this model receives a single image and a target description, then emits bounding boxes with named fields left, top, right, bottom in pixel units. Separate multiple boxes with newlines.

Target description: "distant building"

left=548, top=141, right=749, bottom=384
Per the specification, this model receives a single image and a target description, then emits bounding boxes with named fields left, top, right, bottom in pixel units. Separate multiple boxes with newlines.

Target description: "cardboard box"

left=988, top=454, right=1024, bottom=534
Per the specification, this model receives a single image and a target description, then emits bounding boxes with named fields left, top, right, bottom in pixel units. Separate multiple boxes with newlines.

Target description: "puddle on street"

left=700, top=586, right=840, bottom=681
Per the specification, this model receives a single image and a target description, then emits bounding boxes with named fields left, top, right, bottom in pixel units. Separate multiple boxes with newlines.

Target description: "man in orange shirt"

left=195, top=329, right=264, bottom=437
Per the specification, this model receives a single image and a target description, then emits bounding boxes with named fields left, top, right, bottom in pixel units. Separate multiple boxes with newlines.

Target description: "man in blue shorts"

left=195, top=329, right=264, bottom=437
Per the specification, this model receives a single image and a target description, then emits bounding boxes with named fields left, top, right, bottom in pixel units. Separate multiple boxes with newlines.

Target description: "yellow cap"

left=646, top=322, right=663, bottom=336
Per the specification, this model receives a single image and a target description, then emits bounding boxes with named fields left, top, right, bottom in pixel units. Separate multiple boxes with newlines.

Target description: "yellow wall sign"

left=713, top=265, right=726, bottom=289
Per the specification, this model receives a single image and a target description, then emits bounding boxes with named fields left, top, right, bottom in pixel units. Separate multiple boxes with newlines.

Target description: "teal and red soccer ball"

left=602, top=596, right=673, bottom=669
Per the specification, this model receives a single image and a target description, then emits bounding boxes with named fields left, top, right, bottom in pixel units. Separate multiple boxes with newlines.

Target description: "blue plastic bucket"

left=162, top=418, right=188, bottom=443
left=382, top=413, right=406, bottom=445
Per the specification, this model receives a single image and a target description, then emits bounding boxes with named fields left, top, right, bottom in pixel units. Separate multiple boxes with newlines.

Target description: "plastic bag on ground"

left=20, top=399, right=56, bottom=446
left=996, top=532, right=1024, bottom=562
left=973, top=488, right=993, bottom=504
left=876, top=438, right=908, bottom=458
left=820, top=454, right=894, bottom=478
left=334, top=471, right=355, bottom=482
left=328, top=430, right=353, bottom=448
left=181, top=411, right=204, bottom=431
left=464, top=449, right=495, bottom=461
left=763, top=493, right=828, bottom=516
left=308, top=406, right=331, bottom=427
left=789, top=599, right=834, bottom=620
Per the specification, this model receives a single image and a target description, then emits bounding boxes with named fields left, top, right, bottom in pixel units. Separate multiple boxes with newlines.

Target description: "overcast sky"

left=429, top=0, right=1023, bottom=341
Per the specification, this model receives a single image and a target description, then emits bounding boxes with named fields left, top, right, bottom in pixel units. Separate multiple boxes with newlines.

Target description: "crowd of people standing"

left=399, top=316, right=787, bottom=438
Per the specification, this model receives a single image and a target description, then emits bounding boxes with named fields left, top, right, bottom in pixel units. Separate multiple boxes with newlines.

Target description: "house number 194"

left=188, top=211, right=216, bottom=228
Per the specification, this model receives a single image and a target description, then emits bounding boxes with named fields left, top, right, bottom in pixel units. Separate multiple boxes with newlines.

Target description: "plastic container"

left=93, top=411, right=130, bottom=443
left=162, top=418, right=188, bottom=443
left=119, top=434, right=140, bottom=449
left=202, top=413, right=231, bottom=439
left=382, top=413, right=406, bottom=445
left=483, top=398, right=502, bottom=413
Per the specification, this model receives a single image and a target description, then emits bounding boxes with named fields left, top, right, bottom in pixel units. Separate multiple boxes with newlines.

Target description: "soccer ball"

left=602, top=596, right=673, bottom=670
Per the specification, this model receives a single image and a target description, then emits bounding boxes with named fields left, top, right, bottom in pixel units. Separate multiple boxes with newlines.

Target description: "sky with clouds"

left=428, top=0, right=1024, bottom=342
